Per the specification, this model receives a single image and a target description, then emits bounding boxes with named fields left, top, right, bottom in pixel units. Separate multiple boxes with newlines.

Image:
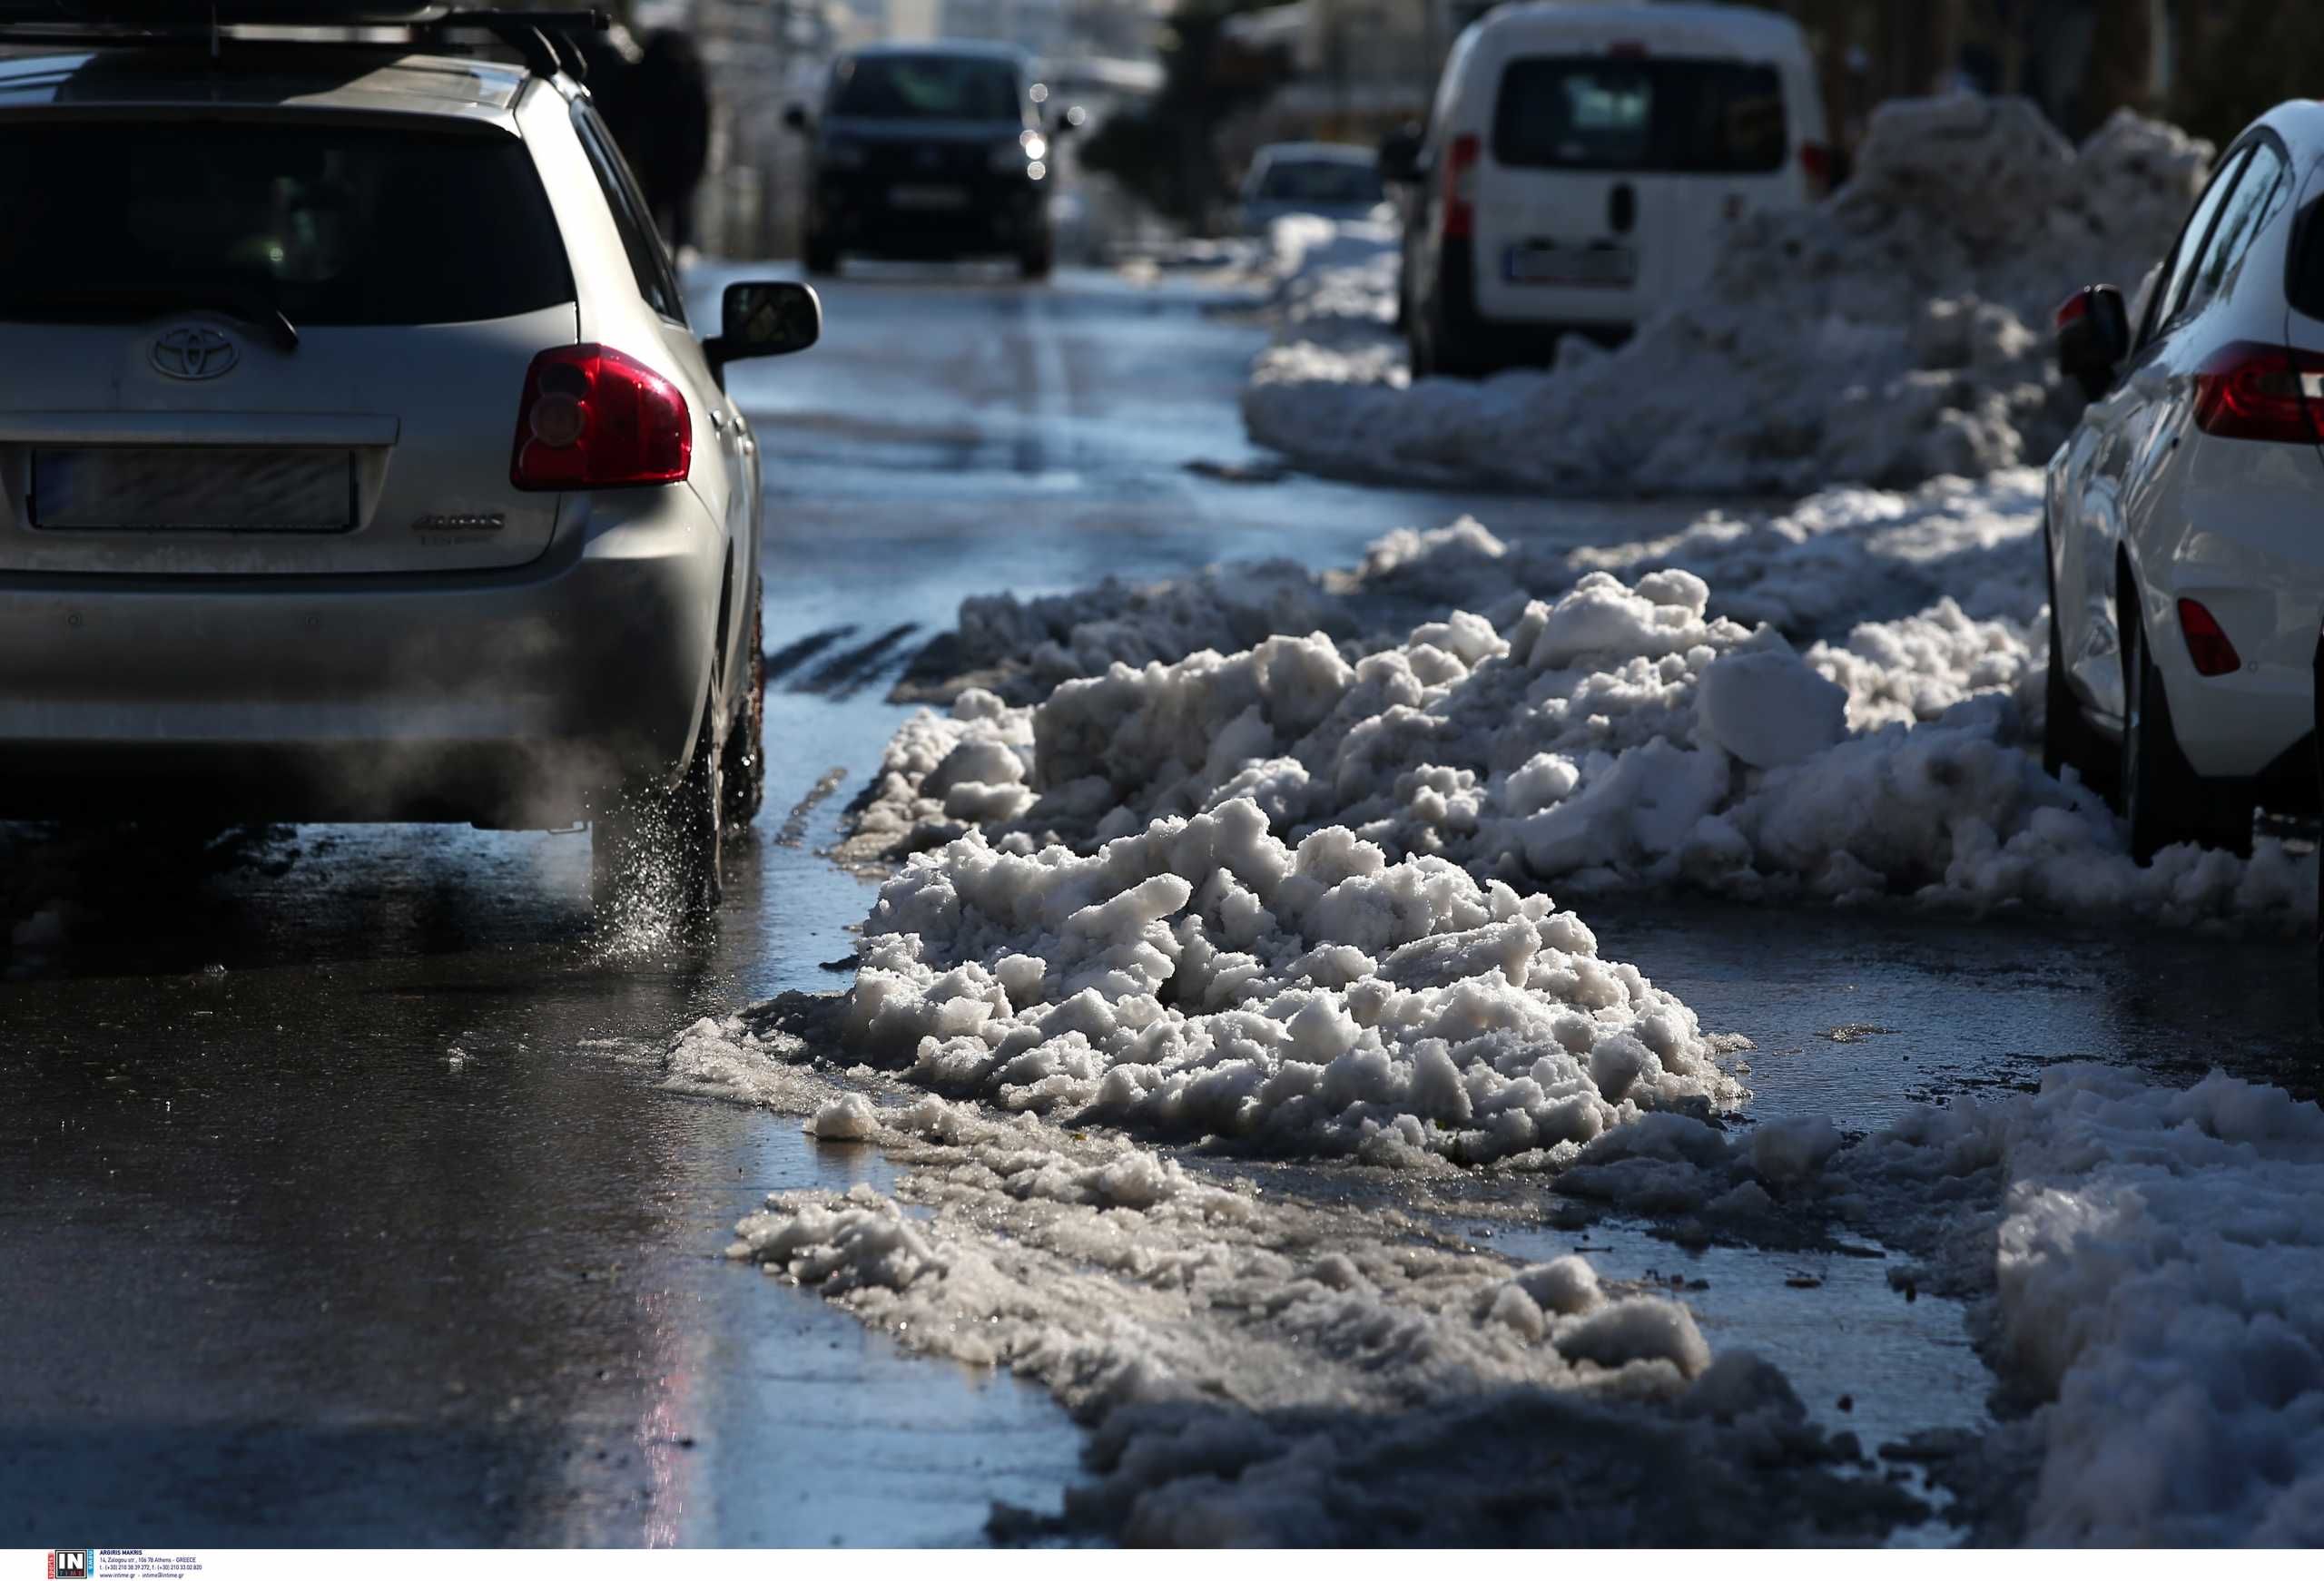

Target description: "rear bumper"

left=0, top=486, right=720, bottom=827
left=1438, top=240, right=1631, bottom=361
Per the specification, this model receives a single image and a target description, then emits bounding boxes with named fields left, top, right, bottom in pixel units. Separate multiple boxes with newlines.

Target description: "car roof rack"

left=0, top=5, right=608, bottom=80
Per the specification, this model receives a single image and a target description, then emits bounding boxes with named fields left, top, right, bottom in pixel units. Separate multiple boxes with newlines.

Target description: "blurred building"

left=1206, top=0, right=2205, bottom=189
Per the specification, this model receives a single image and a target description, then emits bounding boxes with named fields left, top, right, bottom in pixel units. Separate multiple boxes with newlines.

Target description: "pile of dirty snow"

left=894, top=555, right=1356, bottom=708
left=881, top=468, right=2052, bottom=721
left=845, top=473, right=2310, bottom=930
left=844, top=795, right=1743, bottom=1167
left=1242, top=98, right=2211, bottom=494
left=665, top=1007, right=1915, bottom=1543
left=1821, top=1063, right=2324, bottom=1545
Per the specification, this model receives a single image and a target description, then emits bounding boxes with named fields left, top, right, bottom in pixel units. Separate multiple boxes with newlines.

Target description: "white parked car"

left=1380, top=1, right=1828, bottom=376
left=1234, top=142, right=1386, bottom=233
left=2048, top=103, right=2324, bottom=861
left=0, top=7, right=822, bottom=917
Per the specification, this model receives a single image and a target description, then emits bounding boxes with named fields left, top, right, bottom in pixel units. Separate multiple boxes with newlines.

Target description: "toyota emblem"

left=151, top=325, right=239, bottom=380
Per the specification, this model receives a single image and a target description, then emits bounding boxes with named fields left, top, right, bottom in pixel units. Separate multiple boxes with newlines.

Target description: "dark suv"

left=787, top=42, right=1059, bottom=279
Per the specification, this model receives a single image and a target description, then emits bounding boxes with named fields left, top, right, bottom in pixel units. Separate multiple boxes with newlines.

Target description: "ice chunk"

left=1696, top=651, right=1848, bottom=769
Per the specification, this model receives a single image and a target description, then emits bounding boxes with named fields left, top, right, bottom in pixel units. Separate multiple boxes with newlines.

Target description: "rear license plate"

left=1504, top=243, right=1638, bottom=287
left=889, top=183, right=970, bottom=211
left=30, top=447, right=355, bottom=532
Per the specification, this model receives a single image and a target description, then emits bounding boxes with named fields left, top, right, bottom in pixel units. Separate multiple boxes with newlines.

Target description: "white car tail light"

left=2190, top=341, right=2324, bottom=445
left=1443, top=133, right=1481, bottom=241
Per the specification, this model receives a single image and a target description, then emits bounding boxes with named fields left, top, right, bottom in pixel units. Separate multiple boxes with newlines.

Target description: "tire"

left=1406, top=313, right=1433, bottom=378
left=721, top=581, right=765, bottom=827
left=2042, top=520, right=2114, bottom=798
left=1019, top=242, right=1053, bottom=281
left=2118, top=599, right=2253, bottom=863
left=591, top=688, right=724, bottom=926
left=803, top=232, right=840, bottom=277
left=1413, top=290, right=1490, bottom=379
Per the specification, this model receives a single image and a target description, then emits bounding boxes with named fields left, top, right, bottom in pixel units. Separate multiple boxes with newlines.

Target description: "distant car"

left=2048, top=103, right=2324, bottom=861
left=1381, top=1, right=1828, bottom=377
left=1235, top=142, right=1386, bottom=232
left=0, top=9, right=823, bottom=918
left=787, top=41, right=1068, bottom=280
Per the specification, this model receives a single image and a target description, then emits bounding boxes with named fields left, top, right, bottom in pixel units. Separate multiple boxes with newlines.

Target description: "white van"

left=1384, top=2, right=1828, bottom=376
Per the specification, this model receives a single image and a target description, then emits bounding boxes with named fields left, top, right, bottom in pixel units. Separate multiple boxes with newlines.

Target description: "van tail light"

left=1443, top=133, right=1481, bottom=241
left=511, top=344, right=691, bottom=490
left=2177, top=599, right=2242, bottom=677
left=1799, top=141, right=1832, bottom=198
left=2190, top=341, right=2324, bottom=445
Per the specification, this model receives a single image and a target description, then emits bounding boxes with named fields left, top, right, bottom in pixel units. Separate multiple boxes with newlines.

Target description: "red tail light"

left=1443, top=133, right=1481, bottom=241
left=511, top=344, right=691, bottom=490
left=2177, top=599, right=2242, bottom=677
left=2190, top=341, right=2324, bottom=445
left=1799, top=141, right=1832, bottom=198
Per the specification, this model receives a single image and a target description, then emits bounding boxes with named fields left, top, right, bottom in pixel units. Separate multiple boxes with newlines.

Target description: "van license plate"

left=1505, top=243, right=1637, bottom=287
left=890, top=184, right=970, bottom=211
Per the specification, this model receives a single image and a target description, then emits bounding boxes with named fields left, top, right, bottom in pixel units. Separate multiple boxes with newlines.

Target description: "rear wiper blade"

left=5, top=285, right=300, bottom=353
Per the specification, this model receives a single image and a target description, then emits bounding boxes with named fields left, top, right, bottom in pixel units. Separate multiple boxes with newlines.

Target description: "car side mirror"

left=783, top=104, right=810, bottom=133
left=2057, top=284, right=2129, bottom=400
left=705, top=281, right=821, bottom=378
left=1378, top=123, right=1423, bottom=183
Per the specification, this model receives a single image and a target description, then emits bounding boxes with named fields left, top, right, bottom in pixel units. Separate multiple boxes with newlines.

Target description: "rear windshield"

left=1492, top=56, right=1788, bottom=174
left=1257, top=159, right=1384, bottom=206
left=0, top=119, right=574, bottom=326
left=828, top=54, right=1020, bottom=121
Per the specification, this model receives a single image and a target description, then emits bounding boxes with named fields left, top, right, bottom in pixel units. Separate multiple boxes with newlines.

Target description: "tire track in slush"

left=763, top=624, right=858, bottom=683
left=791, top=622, right=921, bottom=700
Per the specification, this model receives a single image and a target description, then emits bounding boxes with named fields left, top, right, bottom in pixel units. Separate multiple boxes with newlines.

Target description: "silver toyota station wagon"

left=0, top=5, right=820, bottom=917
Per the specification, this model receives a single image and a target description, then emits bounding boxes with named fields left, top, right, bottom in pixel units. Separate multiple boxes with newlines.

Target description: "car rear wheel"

left=1019, top=239, right=1054, bottom=280
left=721, top=581, right=765, bottom=827
left=591, top=687, right=724, bottom=926
left=803, top=231, right=840, bottom=277
left=1410, top=290, right=1489, bottom=379
left=2118, top=602, right=2252, bottom=863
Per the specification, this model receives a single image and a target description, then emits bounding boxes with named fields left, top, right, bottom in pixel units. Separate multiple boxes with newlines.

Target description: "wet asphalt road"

left=4, top=261, right=2319, bottom=1546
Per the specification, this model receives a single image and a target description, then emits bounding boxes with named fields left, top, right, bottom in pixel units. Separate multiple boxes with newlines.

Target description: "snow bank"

left=847, top=473, right=2311, bottom=930
left=677, top=1009, right=1909, bottom=1542
left=1826, top=1065, right=2324, bottom=1545
left=1243, top=99, right=2211, bottom=495
left=888, top=466, right=2052, bottom=725
left=844, top=794, right=1742, bottom=1167
left=896, top=556, right=1355, bottom=708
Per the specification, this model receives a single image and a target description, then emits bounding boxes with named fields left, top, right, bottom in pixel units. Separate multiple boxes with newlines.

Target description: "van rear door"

left=1472, top=53, right=1793, bottom=328
left=0, top=114, right=579, bottom=575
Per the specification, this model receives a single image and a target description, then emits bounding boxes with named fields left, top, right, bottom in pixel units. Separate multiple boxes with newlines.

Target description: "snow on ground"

left=1534, top=1060, right=2324, bottom=1544
left=1240, top=98, right=2211, bottom=496
left=714, top=457, right=2324, bottom=1540
left=666, top=1005, right=1915, bottom=1543
left=1824, top=1064, right=2324, bottom=1544
left=846, top=795, right=1743, bottom=1167
left=852, top=471, right=2311, bottom=931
